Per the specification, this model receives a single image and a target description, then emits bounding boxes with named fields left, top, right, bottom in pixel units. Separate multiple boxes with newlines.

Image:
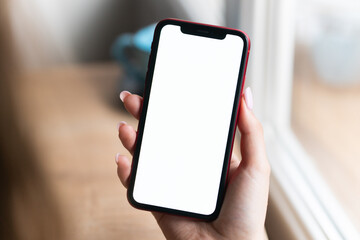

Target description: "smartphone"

left=127, top=19, right=250, bottom=220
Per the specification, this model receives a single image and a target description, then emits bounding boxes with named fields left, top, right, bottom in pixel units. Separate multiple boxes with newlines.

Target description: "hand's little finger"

left=116, top=153, right=131, bottom=188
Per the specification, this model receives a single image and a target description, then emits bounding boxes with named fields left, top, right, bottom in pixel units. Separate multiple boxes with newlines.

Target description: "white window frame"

left=235, top=0, right=359, bottom=239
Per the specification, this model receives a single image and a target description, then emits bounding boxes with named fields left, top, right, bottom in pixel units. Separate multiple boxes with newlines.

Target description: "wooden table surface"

left=17, top=63, right=166, bottom=240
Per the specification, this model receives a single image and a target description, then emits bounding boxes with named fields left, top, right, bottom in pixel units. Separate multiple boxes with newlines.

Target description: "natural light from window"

left=292, top=0, right=360, bottom=232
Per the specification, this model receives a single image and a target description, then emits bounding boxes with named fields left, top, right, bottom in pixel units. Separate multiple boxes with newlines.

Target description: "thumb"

left=213, top=88, right=270, bottom=238
left=238, top=87, right=270, bottom=174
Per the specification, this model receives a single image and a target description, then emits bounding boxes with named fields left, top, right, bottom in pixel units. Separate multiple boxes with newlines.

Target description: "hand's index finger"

left=120, top=91, right=143, bottom=120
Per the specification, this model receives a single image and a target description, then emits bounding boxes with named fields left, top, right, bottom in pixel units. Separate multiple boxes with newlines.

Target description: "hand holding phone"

left=117, top=89, right=270, bottom=239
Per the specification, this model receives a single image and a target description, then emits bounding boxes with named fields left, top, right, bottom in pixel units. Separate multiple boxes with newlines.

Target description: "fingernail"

left=119, top=91, right=131, bottom=102
left=117, top=121, right=127, bottom=130
left=115, top=153, right=120, bottom=164
left=244, top=87, right=253, bottom=110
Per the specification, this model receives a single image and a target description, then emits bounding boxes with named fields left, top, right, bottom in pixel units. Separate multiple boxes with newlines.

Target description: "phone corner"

left=245, top=34, right=251, bottom=52
left=239, top=32, right=250, bottom=53
left=156, top=18, right=179, bottom=29
left=204, top=208, right=221, bottom=222
left=126, top=186, right=139, bottom=209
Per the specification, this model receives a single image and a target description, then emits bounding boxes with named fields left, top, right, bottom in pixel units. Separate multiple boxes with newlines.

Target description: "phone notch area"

left=181, top=25, right=226, bottom=40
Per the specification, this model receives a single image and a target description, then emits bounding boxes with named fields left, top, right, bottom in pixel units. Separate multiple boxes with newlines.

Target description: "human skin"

left=116, top=88, right=270, bottom=240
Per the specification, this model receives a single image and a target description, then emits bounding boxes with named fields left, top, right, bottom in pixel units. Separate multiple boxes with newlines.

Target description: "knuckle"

left=263, top=161, right=271, bottom=176
left=253, top=120, right=264, bottom=135
left=248, top=154, right=271, bottom=177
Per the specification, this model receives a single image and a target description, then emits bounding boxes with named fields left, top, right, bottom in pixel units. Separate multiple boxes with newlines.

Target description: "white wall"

left=176, top=0, right=225, bottom=25
left=10, top=0, right=131, bottom=68
left=9, top=0, right=223, bottom=69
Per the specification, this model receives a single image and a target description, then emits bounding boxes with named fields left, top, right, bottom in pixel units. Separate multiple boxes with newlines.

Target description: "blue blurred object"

left=112, top=24, right=156, bottom=95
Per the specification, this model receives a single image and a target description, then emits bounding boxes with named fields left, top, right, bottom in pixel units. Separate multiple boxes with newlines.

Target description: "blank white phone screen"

left=133, top=24, right=244, bottom=215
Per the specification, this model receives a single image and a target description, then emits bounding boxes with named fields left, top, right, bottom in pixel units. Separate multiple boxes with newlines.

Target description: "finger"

left=115, top=153, right=131, bottom=188
left=237, top=88, right=270, bottom=174
left=120, top=91, right=143, bottom=120
left=118, top=121, right=137, bottom=155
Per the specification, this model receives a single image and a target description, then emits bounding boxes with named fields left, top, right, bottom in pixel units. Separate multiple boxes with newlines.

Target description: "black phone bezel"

left=127, top=18, right=250, bottom=221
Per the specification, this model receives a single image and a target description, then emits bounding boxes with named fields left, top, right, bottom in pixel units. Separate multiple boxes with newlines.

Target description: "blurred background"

left=1, top=0, right=360, bottom=239
left=291, top=0, right=360, bottom=235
